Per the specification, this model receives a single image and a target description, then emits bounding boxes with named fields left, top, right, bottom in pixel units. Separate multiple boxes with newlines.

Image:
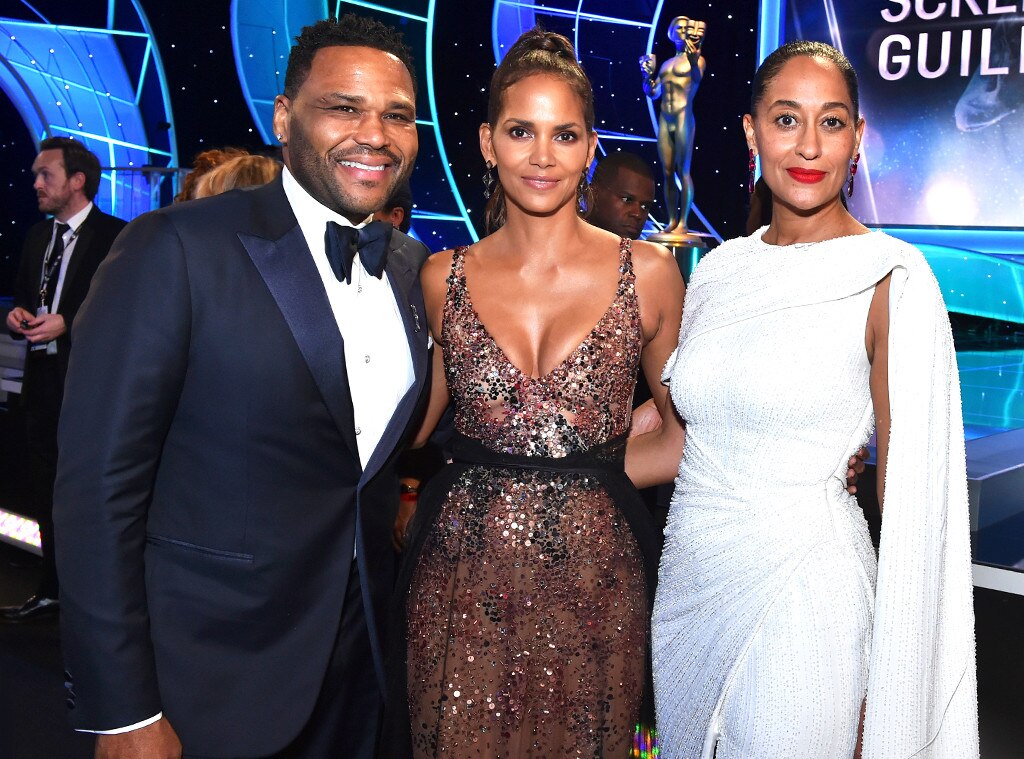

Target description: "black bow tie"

left=324, top=220, right=393, bottom=285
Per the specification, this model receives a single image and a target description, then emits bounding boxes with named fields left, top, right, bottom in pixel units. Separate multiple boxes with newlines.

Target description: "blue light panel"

left=0, top=1, right=177, bottom=220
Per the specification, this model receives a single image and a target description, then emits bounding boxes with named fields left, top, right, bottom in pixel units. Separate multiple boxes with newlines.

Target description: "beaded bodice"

left=441, top=238, right=642, bottom=458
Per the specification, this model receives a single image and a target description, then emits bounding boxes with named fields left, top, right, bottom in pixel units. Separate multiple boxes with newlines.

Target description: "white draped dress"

left=653, top=230, right=978, bottom=759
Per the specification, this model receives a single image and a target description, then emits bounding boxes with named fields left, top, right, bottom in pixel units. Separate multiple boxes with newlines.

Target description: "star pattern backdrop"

left=0, top=0, right=760, bottom=296
left=433, top=1, right=760, bottom=242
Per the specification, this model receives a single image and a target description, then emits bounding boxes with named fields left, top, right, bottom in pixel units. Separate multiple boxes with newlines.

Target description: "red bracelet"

left=399, top=492, right=419, bottom=503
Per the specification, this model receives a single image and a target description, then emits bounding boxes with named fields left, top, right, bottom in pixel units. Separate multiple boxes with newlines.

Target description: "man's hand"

left=629, top=398, right=663, bottom=438
left=95, top=717, right=181, bottom=759
left=5, top=306, right=34, bottom=335
left=22, top=312, right=66, bottom=344
left=846, top=446, right=869, bottom=494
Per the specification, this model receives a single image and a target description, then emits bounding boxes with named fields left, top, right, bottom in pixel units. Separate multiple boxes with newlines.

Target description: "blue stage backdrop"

left=231, top=0, right=760, bottom=249
left=0, top=0, right=176, bottom=293
left=0, top=0, right=759, bottom=292
left=4, top=1, right=1018, bottom=320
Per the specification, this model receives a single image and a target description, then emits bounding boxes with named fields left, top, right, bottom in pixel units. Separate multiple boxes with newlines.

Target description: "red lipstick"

left=786, top=168, right=827, bottom=184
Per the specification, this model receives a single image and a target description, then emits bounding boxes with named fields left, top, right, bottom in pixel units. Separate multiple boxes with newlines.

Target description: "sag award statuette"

left=640, top=16, right=710, bottom=275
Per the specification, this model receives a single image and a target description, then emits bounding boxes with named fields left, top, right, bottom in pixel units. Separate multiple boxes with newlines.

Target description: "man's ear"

left=273, top=95, right=291, bottom=145
left=68, top=171, right=86, bottom=195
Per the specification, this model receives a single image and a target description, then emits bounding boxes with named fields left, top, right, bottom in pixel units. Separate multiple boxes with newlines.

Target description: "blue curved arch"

left=0, top=0, right=177, bottom=219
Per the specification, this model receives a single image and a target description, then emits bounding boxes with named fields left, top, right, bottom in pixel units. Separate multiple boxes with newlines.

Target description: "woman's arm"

left=411, top=345, right=450, bottom=448
left=627, top=386, right=685, bottom=489
left=867, top=273, right=892, bottom=512
left=410, top=251, right=453, bottom=449
left=625, top=241, right=686, bottom=488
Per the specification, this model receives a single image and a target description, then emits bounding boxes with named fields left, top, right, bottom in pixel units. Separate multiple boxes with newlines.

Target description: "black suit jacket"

left=12, top=206, right=126, bottom=385
left=53, top=177, right=431, bottom=756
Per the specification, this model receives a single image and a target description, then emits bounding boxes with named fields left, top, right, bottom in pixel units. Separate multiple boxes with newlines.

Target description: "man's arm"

left=54, top=211, right=191, bottom=733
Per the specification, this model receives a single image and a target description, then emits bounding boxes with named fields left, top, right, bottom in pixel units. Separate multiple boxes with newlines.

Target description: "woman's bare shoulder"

left=631, top=239, right=684, bottom=292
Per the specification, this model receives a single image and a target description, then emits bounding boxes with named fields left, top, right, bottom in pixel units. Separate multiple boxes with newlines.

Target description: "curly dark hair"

left=283, top=14, right=417, bottom=99
left=39, top=136, right=101, bottom=201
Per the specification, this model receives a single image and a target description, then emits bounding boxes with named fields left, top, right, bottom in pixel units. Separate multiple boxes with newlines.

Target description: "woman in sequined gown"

left=383, top=30, right=685, bottom=759
left=631, top=43, right=978, bottom=759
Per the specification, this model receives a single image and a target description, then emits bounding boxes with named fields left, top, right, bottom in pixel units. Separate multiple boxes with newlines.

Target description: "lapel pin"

left=409, top=303, right=421, bottom=332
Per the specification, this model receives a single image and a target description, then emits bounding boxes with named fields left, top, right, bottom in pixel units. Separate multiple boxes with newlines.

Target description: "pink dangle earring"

left=847, top=153, right=860, bottom=198
left=747, top=148, right=756, bottom=195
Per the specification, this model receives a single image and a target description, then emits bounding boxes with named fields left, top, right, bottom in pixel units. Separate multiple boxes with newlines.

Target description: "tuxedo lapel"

left=359, top=237, right=430, bottom=485
left=238, top=202, right=360, bottom=463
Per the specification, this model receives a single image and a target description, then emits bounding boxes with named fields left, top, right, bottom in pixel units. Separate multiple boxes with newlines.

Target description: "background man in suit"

left=53, top=15, right=430, bottom=759
left=373, top=178, right=413, bottom=234
left=588, top=151, right=657, bottom=241
left=2, top=137, right=125, bottom=621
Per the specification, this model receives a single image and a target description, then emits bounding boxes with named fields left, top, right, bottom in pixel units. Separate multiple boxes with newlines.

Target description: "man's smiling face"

left=274, top=45, right=418, bottom=223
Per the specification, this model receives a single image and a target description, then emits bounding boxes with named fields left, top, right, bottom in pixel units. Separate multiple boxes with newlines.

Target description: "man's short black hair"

left=383, top=179, right=413, bottom=233
left=39, top=136, right=102, bottom=201
left=284, top=14, right=417, bottom=99
left=591, top=151, right=655, bottom=188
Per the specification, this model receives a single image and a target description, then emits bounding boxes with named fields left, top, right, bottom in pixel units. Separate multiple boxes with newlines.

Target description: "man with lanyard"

left=3, top=137, right=126, bottom=620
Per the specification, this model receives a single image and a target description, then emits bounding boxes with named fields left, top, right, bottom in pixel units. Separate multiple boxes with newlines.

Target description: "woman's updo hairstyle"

left=484, top=28, right=596, bottom=233
left=750, top=40, right=860, bottom=122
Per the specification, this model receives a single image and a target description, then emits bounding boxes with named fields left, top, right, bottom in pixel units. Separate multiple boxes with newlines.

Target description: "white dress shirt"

left=89, top=171, right=414, bottom=736
left=281, top=167, right=414, bottom=467
left=49, top=201, right=93, bottom=313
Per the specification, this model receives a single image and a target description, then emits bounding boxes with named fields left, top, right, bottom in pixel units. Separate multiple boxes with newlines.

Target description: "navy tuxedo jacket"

left=53, top=177, right=431, bottom=755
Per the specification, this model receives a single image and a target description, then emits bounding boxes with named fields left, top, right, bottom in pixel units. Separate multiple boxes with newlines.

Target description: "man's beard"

left=38, top=189, right=72, bottom=217
left=287, top=125, right=406, bottom=219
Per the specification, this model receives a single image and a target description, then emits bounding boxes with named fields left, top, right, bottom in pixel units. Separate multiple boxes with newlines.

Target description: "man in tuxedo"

left=2, top=137, right=125, bottom=621
left=53, top=15, right=430, bottom=759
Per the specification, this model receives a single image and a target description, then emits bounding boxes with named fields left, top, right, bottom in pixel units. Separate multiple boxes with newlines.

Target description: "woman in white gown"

left=627, top=41, right=978, bottom=758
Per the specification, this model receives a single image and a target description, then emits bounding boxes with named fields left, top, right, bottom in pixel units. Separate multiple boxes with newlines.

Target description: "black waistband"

left=449, top=432, right=626, bottom=477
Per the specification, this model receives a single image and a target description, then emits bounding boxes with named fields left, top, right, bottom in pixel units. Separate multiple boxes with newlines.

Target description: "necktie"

left=41, top=222, right=71, bottom=310
left=324, top=220, right=393, bottom=285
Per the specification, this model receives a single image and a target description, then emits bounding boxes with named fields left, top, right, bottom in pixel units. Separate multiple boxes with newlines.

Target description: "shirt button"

left=355, top=427, right=362, bottom=435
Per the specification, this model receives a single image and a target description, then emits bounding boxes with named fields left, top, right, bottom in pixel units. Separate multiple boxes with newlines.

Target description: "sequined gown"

left=392, top=240, right=661, bottom=758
